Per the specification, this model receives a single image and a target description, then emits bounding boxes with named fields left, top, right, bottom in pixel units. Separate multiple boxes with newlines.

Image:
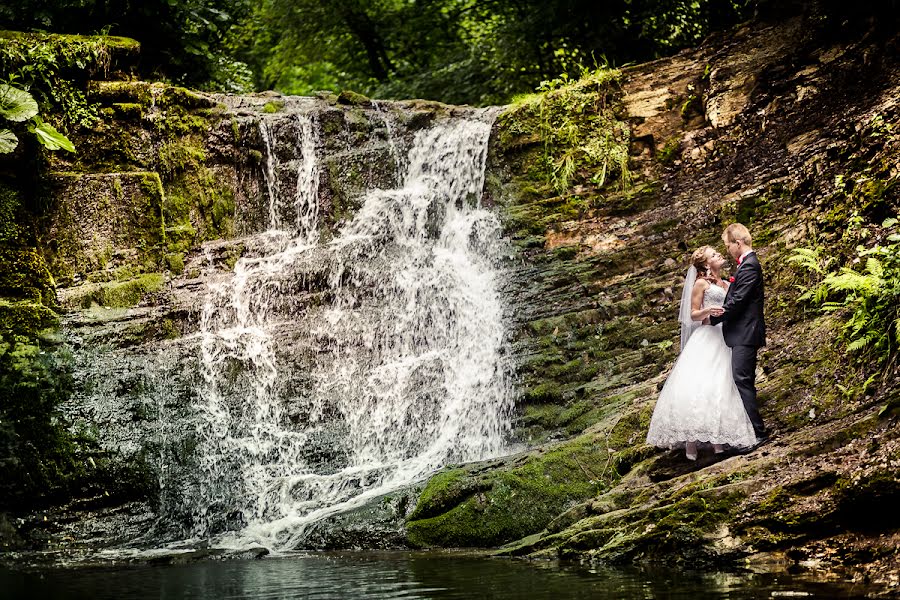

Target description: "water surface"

left=0, top=553, right=871, bottom=599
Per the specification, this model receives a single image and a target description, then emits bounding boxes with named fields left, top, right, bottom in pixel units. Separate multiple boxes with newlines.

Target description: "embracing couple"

left=647, top=223, right=769, bottom=460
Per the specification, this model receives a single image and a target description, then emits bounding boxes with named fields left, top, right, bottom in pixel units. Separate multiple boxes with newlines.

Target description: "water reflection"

left=0, top=553, right=871, bottom=599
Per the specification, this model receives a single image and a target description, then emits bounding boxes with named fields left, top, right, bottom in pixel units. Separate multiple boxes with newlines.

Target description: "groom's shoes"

left=733, top=430, right=775, bottom=454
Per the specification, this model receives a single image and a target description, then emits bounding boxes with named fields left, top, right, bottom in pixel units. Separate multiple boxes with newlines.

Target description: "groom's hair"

left=723, top=223, right=752, bottom=245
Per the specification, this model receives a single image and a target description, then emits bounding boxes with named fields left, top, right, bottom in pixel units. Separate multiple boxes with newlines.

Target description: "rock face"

left=1, top=8, right=899, bottom=591
left=407, top=11, right=900, bottom=590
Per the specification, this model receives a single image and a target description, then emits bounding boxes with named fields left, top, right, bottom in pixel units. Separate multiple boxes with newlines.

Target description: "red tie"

left=737, top=256, right=743, bottom=265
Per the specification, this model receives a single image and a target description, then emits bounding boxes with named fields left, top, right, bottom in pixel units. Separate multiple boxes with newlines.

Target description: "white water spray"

left=176, top=108, right=513, bottom=551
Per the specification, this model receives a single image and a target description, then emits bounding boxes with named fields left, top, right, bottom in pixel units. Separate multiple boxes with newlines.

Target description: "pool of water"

left=0, top=552, right=871, bottom=599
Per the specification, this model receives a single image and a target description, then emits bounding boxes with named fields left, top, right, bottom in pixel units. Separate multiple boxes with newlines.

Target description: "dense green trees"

left=1, top=0, right=754, bottom=104
left=3, top=0, right=895, bottom=104
left=234, top=0, right=753, bottom=105
left=0, top=0, right=254, bottom=90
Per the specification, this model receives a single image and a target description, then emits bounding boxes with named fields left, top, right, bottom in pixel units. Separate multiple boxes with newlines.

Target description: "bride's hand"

left=707, top=307, right=724, bottom=317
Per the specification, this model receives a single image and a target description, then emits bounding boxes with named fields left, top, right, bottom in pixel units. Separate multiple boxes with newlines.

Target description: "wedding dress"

left=646, top=283, right=757, bottom=447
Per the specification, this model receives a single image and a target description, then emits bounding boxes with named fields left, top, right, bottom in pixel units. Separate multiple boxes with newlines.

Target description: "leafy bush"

left=790, top=217, right=900, bottom=362
left=0, top=83, right=74, bottom=154
left=0, top=32, right=113, bottom=133
left=503, top=67, right=631, bottom=193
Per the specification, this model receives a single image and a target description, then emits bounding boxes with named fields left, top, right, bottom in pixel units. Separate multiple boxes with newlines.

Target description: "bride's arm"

left=689, top=279, right=713, bottom=322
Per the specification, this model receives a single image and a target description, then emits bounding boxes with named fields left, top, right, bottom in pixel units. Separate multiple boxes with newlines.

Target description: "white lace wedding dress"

left=646, top=284, right=757, bottom=447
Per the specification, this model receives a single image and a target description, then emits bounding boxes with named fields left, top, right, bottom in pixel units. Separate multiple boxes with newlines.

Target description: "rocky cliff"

left=406, top=12, right=900, bottom=591
left=1, top=9, right=898, bottom=593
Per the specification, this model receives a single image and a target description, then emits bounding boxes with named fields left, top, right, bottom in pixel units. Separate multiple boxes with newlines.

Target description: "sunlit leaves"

left=28, top=117, right=75, bottom=153
left=0, top=129, right=18, bottom=153
left=790, top=218, right=900, bottom=363
left=0, top=84, right=39, bottom=122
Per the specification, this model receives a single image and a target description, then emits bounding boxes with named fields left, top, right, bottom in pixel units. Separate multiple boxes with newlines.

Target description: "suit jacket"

left=710, top=251, right=766, bottom=347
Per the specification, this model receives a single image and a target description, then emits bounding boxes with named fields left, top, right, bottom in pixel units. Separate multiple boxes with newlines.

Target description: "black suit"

left=710, top=251, right=766, bottom=436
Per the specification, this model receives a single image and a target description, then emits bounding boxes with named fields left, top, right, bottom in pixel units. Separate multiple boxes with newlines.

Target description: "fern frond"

left=866, top=257, right=884, bottom=278
left=823, top=269, right=882, bottom=294
left=847, top=337, right=868, bottom=352
left=787, top=247, right=825, bottom=274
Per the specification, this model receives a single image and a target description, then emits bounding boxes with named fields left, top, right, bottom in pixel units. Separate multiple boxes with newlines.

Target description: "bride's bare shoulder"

left=692, top=278, right=710, bottom=291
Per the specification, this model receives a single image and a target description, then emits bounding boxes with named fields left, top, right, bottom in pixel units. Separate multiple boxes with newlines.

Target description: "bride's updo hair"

left=691, top=245, right=714, bottom=276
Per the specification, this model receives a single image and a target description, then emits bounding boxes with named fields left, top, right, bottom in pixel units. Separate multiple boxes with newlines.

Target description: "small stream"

left=0, top=553, right=871, bottom=599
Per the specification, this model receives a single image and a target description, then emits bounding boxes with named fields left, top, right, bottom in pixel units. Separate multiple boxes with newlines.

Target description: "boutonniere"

left=729, top=276, right=735, bottom=283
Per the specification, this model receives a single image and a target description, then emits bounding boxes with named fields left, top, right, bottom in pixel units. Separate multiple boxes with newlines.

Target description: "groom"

left=710, top=223, right=768, bottom=441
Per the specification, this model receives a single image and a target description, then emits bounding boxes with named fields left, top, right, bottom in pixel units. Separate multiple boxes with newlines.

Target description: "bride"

left=646, top=245, right=757, bottom=460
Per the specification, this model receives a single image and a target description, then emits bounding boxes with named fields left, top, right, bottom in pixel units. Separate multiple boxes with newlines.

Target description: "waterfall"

left=166, top=108, right=514, bottom=550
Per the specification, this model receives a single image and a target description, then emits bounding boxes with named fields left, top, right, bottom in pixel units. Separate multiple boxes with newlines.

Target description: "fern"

left=866, top=256, right=884, bottom=278
left=788, top=247, right=829, bottom=274
left=847, top=336, right=872, bottom=352
left=822, top=269, right=883, bottom=295
left=790, top=232, right=900, bottom=364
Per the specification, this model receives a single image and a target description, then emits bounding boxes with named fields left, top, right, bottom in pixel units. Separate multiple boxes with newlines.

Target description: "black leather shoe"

left=732, top=436, right=770, bottom=454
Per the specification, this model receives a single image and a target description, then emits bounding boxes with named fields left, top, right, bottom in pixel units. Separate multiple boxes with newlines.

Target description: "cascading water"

left=164, top=107, right=514, bottom=550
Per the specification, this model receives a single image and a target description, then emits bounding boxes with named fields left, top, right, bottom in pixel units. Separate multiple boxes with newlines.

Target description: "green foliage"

left=0, top=302, right=84, bottom=509
left=1, top=1, right=253, bottom=90
left=0, top=83, right=74, bottom=153
left=0, top=83, right=38, bottom=122
left=786, top=247, right=834, bottom=304
left=0, top=33, right=112, bottom=132
left=791, top=218, right=900, bottom=363
left=229, top=0, right=753, bottom=105
left=28, top=115, right=75, bottom=152
left=0, top=129, right=15, bottom=153
left=501, top=67, right=631, bottom=193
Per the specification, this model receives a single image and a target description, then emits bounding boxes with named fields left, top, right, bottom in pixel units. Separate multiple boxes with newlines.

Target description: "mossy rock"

left=0, top=299, right=58, bottom=334
left=0, top=31, right=140, bottom=75
left=0, top=247, right=56, bottom=305
left=0, top=183, right=30, bottom=246
left=0, top=323, right=82, bottom=510
left=87, top=81, right=153, bottom=105
left=406, top=435, right=610, bottom=548
left=65, top=272, right=165, bottom=309
left=262, top=101, right=285, bottom=114
left=337, top=90, right=372, bottom=106
left=44, top=172, right=166, bottom=282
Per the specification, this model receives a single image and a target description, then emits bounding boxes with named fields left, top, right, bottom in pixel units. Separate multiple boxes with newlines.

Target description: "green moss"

left=406, top=435, right=609, bottom=548
left=524, top=381, right=564, bottom=407
left=164, top=253, right=185, bottom=275
left=262, top=101, right=284, bottom=114
left=337, top=90, right=371, bottom=106
left=158, top=141, right=206, bottom=179
left=656, top=137, right=681, bottom=163
left=72, top=273, right=164, bottom=308
left=231, top=118, right=241, bottom=143
left=161, top=86, right=215, bottom=110
left=0, top=300, right=58, bottom=334
left=0, top=247, right=57, bottom=306
left=166, top=167, right=234, bottom=241
left=110, top=102, right=143, bottom=120
left=0, top=29, right=139, bottom=51
left=87, top=81, right=152, bottom=105
left=0, top=184, right=28, bottom=245
left=407, top=469, right=477, bottom=521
